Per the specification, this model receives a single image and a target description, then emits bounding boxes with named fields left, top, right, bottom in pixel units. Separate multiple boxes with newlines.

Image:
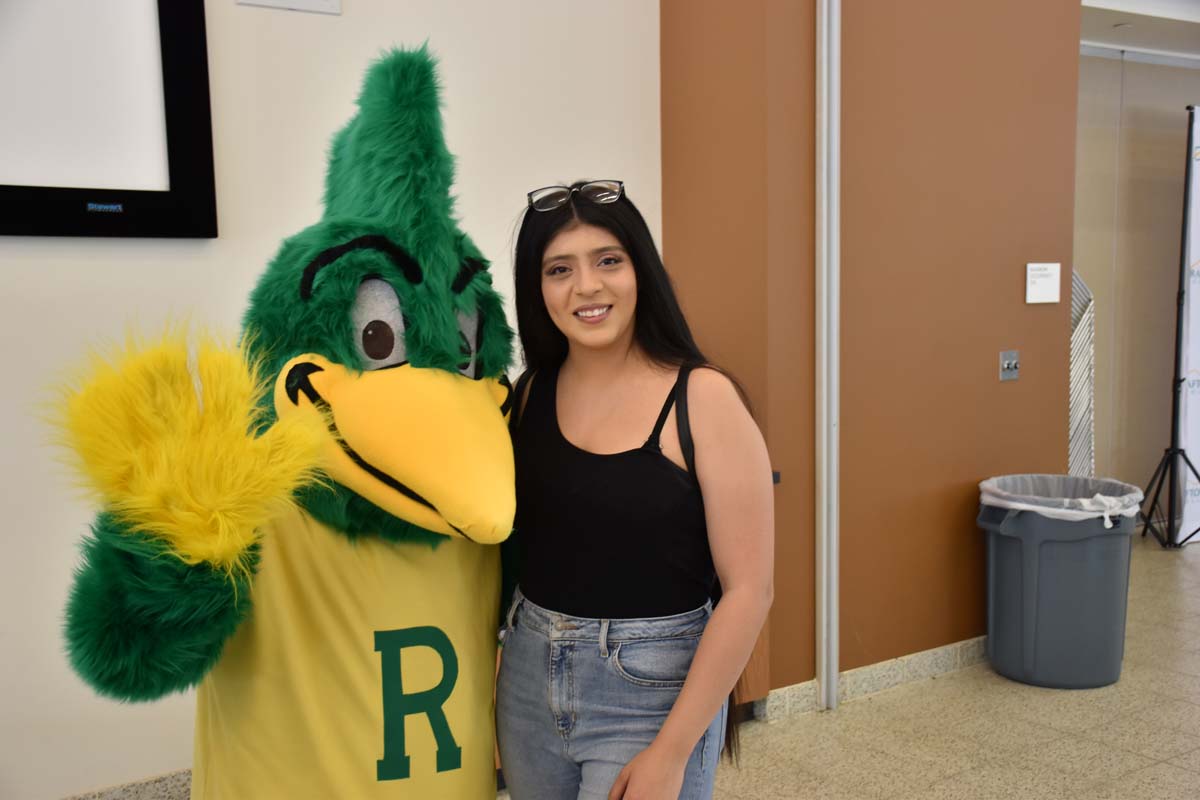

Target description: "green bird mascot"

left=57, top=48, right=515, bottom=798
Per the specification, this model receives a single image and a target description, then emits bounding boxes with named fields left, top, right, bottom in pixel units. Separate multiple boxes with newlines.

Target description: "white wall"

left=1073, top=55, right=1200, bottom=487
left=0, top=2, right=661, bottom=797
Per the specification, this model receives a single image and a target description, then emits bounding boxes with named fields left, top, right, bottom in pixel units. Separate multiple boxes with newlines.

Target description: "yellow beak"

left=273, top=355, right=514, bottom=544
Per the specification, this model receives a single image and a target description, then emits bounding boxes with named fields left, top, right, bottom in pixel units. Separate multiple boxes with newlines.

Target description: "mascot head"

left=243, top=47, right=514, bottom=547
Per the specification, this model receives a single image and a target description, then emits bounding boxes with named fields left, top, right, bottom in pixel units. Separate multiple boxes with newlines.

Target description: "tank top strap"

left=643, top=387, right=678, bottom=450
left=674, top=364, right=699, bottom=480
left=509, top=369, right=536, bottom=432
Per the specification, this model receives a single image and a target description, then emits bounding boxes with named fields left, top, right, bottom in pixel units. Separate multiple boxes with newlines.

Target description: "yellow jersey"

left=192, top=506, right=500, bottom=799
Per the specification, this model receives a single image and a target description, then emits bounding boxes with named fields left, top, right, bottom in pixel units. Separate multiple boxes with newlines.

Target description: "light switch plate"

left=238, top=0, right=341, bottom=15
left=1000, top=350, right=1019, bottom=381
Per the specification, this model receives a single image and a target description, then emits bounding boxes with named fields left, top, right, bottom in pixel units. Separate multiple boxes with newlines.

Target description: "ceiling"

left=1081, top=5, right=1200, bottom=59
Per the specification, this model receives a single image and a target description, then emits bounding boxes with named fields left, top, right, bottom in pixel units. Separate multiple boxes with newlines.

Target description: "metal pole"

left=1169, top=108, right=1196, bottom=545
left=815, top=0, right=841, bottom=711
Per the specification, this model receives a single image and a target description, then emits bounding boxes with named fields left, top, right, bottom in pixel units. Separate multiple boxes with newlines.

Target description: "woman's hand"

left=607, top=741, right=689, bottom=800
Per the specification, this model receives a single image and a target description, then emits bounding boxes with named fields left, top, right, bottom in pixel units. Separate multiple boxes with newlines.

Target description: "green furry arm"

left=65, top=511, right=256, bottom=702
left=56, top=332, right=322, bottom=699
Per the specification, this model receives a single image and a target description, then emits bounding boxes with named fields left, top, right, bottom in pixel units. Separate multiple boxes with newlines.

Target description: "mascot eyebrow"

left=299, top=235, right=489, bottom=301
left=299, top=235, right=422, bottom=300
left=450, top=258, right=486, bottom=294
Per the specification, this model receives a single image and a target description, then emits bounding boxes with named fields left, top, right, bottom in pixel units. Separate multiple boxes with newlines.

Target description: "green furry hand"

left=58, top=331, right=324, bottom=571
left=65, top=512, right=258, bottom=701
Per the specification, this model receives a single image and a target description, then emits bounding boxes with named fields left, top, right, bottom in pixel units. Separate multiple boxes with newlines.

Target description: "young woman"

left=496, top=180, right=774, bottom=800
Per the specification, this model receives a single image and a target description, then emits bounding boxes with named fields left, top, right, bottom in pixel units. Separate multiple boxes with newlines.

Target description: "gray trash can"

left=977, top=475, right=1143, bottom=689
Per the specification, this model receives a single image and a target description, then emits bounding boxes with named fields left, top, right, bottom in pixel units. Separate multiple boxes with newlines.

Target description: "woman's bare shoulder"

left=686, top=366, right=746, bottom=411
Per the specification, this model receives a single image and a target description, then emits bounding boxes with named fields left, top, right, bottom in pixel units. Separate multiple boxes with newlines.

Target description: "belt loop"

left=505, top=590, right=522, bottom=632
left=599, top=619, right=610, bottom=658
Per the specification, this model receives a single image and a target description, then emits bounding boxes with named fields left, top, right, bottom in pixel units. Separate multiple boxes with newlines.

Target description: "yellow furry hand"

left=58, top=331, right=325, bottom=573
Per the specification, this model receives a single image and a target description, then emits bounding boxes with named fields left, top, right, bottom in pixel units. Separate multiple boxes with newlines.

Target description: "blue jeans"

left=496, top=588, right=726, bottom=800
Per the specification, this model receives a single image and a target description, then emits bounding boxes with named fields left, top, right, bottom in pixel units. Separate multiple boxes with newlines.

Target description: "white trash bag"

left=979, top=474, right=1143, bottom=530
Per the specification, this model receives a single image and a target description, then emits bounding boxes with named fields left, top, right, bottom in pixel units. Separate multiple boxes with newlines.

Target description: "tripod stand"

left=1143, top=449, right=1200, bottom=547
left=1143, top=105, right=1200, bottom=548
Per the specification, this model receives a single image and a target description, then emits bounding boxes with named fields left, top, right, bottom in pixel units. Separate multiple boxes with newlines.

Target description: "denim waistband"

left=505, top=587, right=712, bottom=644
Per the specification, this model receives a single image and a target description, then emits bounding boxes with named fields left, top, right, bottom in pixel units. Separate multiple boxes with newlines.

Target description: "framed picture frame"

left=0, top=0, right=217, bottom=238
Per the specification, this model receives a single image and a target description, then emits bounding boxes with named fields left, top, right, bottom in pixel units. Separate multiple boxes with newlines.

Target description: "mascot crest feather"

left=58, top=47, right=515, bottom=798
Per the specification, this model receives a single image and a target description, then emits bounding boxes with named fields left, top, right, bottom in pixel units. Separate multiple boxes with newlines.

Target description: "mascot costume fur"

left=57, top=48, right=515, bottom=798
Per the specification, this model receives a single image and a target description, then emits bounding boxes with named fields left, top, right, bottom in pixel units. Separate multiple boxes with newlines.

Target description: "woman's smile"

left=573, top=304, right=613, bottom=324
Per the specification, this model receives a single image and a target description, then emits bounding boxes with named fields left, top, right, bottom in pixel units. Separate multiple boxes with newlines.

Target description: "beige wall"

left=1074, top=55, right=1200, bottom=487
left=0, top=2, right=662, bottom=797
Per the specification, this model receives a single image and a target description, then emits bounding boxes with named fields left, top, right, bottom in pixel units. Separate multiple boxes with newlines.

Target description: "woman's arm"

left=609, top=368, right=775, bottom=799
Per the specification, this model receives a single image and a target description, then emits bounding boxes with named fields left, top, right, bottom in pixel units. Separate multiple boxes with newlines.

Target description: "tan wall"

left=764, top=0, right=817, bottom=689
left=661, top=0, right=817, bottom=690
left=1074, top=56, right=1200, bottom=488
left=663, top=0, right=1083, bottom=681
left=839, top=1, right=1080, bottom=669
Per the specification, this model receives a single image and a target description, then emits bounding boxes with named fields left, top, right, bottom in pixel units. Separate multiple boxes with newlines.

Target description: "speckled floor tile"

left=1001, top=733, right=1156, bottom=783
left=1084, top=762, right=1200, bottom=800
left=868, top=670, right=1023, bottom=728
left=941, top=713, right=1064, bottom=759
left=811, top=746, right=964, bottom=798
left=1078, top=706, right=1200, bottom=760
left=62, top=770, right=190, bottom=800
left=1125, top=603, right=1200, bottom=633
left=1002, top=679, right=1165, bottom=734
left=1167, top=745, right=1200, bottom=774
left=1129, top=646, right=1200, bottom=678
left=833, top=709, right=991, bottom=768
left=716, top=538, right=1200, bottom=799
left=715, top=761, right=871, bottom=800
left=1121, top=697, right=1200, bottom=736
left=1124, top=664, right=1200, bottom=704
left=902, top=756, right=1082, bottom=800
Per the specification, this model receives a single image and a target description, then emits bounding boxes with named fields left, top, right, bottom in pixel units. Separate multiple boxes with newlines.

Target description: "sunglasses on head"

left=527, top=180, right=624, bottom=212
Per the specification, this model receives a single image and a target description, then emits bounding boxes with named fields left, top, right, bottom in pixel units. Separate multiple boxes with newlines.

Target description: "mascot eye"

left=456, top=308, right=479, bottom=378
left=352, top=278, right=407, bottom=369
left=362, top=320, right=395, bottom=360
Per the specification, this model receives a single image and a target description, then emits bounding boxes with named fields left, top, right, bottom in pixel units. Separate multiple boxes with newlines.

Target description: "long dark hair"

left=516, top=183, right=718, bottom=373
left=513, top=182, right=744, bottom=761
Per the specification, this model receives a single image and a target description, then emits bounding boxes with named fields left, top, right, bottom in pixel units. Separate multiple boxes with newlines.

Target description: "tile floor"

left=714, top=533, right=1200, bottom=799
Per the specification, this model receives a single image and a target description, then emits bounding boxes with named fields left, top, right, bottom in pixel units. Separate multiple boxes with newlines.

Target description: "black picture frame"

left=0, top=0, right=217, bottom=238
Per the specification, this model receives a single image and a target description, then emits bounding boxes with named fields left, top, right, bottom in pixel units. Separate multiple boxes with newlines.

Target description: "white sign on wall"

left=1025, top=263, right=1061, bottom=304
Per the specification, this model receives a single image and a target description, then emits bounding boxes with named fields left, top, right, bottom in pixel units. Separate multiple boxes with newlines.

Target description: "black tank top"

left=511, top=363, right=716, bottom=619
